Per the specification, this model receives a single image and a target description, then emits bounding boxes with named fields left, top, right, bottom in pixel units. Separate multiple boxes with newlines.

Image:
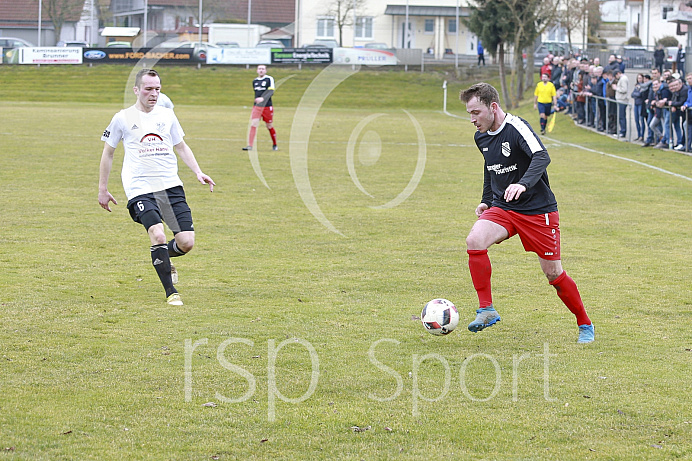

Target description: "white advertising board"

left=207, top=48, right=271, bottom=65
left=19, top=47, right=83, bottom=64
left=333, top=48, right=397, bottom=66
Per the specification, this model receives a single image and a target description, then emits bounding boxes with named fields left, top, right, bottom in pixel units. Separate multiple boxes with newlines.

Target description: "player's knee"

left=543, top=267, right=562, bottom=281
left=176, top=232, right=195, bottom=253
left=466, top=233, right=486, bottom=250
left=149, top=228, right=167, bottom=245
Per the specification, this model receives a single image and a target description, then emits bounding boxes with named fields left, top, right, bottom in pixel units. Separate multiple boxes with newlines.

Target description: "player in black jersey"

left=459, top=82, right=594, bottom=343
left=242, top=65, right=278, bottom=151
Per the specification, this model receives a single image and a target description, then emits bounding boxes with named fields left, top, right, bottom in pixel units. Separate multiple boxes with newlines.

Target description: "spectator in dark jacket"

left=654, top=45, right=665, bottom=73
left=631, top=73, right=650, bottom=141
left=676, top=44, right=686, bottom=74
left=680, top=72, right=692, bottom=150
left=668, top=77, right=688, bottom=149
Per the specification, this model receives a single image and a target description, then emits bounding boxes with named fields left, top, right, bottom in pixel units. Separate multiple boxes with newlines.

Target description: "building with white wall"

left=295, top=0, right=478, bottom=59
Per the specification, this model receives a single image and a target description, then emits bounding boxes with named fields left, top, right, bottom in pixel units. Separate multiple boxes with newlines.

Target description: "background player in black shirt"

left=459, top=82, right=594, bottom=343
left=242, top=65, right=278, bottom=151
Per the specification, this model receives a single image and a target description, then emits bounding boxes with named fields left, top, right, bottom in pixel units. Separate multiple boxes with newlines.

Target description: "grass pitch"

left=0, top=65, right=691, bottom=460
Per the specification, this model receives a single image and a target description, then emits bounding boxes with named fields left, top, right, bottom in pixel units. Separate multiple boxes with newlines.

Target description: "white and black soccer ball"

left=421, top=298, right=459, bottom=335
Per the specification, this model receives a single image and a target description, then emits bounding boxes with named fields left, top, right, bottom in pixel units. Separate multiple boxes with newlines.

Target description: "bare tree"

left=558, top=0, right=590, bottom=51
left=467, top=0, right=560, bottom=108
left=183, top=0, right=229, bottom=29
left=40, top=0, right=85, bottom=41
left=324, top=0, right=367, bottom=46
left=516, top=0, right=562, bottom=96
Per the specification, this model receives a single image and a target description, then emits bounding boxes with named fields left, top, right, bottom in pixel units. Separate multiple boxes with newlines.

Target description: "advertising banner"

left=271, top=48, right=332, bottom=64
left=18, top=47, right=83, bottom=64
left=82, top=48, right=197, bottom=63
left=333, top=48, right=398, bottom=66
left=206, top=48, right=271, bottom=65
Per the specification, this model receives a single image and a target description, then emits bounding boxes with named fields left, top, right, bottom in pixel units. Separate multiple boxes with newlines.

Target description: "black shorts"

left=127, top=185, right=193, bottom=234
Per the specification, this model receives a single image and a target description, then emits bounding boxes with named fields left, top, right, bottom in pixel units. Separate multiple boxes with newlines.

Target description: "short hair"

left=135, top=68, right=159, bottom=87
left=459, top=82, right=500, bottom=107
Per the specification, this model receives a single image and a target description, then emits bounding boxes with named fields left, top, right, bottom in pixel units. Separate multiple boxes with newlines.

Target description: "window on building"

left=662, top=6, right=674, bottom=19
left=317, top=17, right=335, bottom=38
left=425, top=19, right=434, bottom=34
left=448, top=19, right=457, bottom=34
left=355, top=17, right=373, bottom=39
left=547, top=25, right=567, bottom=42
left=112, top=0, right=133, bottom=13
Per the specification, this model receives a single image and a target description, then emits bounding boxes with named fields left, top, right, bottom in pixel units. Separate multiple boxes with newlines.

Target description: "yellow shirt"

left=534, top=81, right=556, bottom=104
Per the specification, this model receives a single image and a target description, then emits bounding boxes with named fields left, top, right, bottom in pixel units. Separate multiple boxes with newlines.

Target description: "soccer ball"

left=421, top=298, right=459, bottom=335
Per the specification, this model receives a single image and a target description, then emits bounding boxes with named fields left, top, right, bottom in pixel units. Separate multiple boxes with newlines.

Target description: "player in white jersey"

left=156, top=92, right=174, bottom=109
left=98, top=68, right=215, bottom=306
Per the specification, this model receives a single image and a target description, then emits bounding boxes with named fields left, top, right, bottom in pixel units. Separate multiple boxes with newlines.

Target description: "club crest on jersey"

left=501, top=142, right=511, bottom=157
left=156, top=122, right=166, bottom=132
left=140, top=133, right=163, bottom=143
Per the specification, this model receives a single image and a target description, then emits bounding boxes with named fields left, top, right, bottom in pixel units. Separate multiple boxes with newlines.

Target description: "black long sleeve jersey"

left=253, top=75, right=275, bottom=107
left=474, top=113, right=558, bottom=214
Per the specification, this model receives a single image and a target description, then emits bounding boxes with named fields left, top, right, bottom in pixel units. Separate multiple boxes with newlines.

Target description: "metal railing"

left=564, top=90, right=691, bottom=153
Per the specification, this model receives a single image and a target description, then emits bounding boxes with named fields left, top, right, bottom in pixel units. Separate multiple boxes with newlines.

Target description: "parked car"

left=256, top=40, right=284, bottom=49
left=57, top=40, right=89, bottom=47
left=1, top=37, right=33, bottom=63
left=363, top=42, right=389, bottom=50
left=620, top=45, right=652, bottom=69
left=0, top=37, right=33, bottom=49
left=159, top=40, right=219, bottom=61
left=105, top=41, right=131, bottom=48
left=533, top=42, right=576, bottom=66
left=665, top=46, right=678, bottom=69
left=305, top=39, right=339, bottom=49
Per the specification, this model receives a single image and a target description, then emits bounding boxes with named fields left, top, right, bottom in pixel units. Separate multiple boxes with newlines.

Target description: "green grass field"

left=1, top=64, right=691, bottom=460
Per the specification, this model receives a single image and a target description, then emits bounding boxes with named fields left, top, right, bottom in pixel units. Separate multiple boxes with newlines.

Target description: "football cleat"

left=468, top=306, right=501, bottom=332
left=166, top=293, right=183, bottom=306
left=577, top=324, right=595, bottom=343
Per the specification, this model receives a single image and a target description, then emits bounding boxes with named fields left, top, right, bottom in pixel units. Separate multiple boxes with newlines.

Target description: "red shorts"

left=251, top=105, right=273, bottom=123
left=479, top=207, right=561, bottom=260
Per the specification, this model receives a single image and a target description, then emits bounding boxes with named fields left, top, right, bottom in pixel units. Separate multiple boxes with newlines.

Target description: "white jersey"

left=102, top=105, right=184, bottom=200
left=157, top=93, right=174, bottom=109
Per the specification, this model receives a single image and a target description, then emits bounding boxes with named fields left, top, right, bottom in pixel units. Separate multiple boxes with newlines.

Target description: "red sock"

left=248, top=126, right=257, bottom=147
left=269, top=127, right=277, bottom=146
left=550, top=271, right=591, bottom=325
left=467, top=249, right=493, bottom=308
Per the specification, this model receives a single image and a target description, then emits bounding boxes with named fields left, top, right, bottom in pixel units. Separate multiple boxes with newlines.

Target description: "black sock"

left=151, top=244, right=176, bottom=297
left=168, top=239, right=187, bottom=258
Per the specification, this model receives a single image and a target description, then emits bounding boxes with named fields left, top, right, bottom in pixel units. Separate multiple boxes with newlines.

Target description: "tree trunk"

left=498, top=44, right=514, bottom=109
left=524, top=47, right=536, bottom=92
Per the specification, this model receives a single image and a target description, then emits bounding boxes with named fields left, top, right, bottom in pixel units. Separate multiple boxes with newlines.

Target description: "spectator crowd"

left=539, top=51, right=692, bottom=152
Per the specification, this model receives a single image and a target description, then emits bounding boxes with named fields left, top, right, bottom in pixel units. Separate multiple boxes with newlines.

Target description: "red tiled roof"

left=147, top=0, right=294, bottom=24
left=0, top=0, right=293, bottom=27
left=0, top=0, right=82, bottom=23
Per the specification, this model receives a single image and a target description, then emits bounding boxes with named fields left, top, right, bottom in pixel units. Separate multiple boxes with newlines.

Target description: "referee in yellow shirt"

left=534, top=73, right=558, bottom=135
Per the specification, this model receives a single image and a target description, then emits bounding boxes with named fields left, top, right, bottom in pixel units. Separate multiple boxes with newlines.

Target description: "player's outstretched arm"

left=98, top=144, right=118, bottom=212
left=174, top=140, right=216, bottom=192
